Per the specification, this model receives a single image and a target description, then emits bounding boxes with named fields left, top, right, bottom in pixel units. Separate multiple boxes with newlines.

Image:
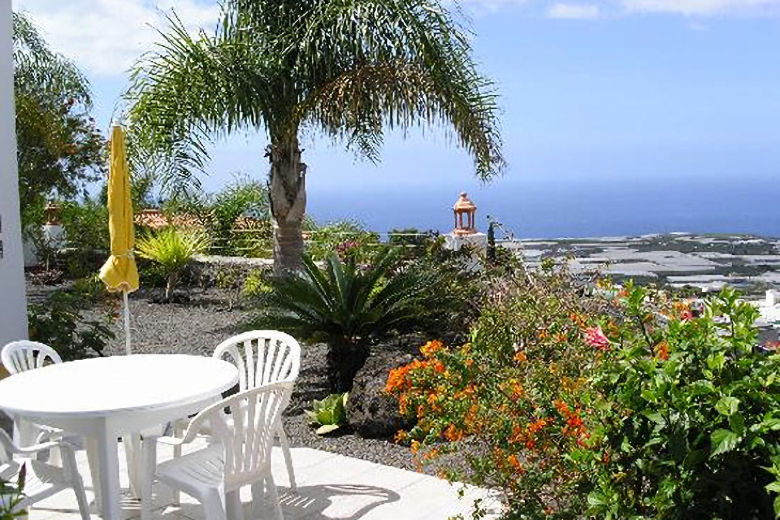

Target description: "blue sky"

left=12, top=0, right=780, bottom=235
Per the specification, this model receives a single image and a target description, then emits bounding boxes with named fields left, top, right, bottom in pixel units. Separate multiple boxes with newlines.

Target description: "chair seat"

left=156, top=444, right=226, bottom=496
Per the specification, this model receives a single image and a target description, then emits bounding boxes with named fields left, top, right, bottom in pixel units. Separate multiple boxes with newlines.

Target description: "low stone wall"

left=186, top=254, right=273, bottom=289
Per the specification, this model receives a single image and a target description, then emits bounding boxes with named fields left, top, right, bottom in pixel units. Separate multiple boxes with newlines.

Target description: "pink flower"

left=680, top=309, right=693, bottom=322
left=584, top=326, right=610, bottom=351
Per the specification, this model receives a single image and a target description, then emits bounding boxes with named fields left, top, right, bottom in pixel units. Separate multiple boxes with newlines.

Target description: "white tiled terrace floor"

left=27, top=439, right=502, bottom=520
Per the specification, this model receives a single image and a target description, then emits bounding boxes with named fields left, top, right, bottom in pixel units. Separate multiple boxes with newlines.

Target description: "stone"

left=347, top=350, right=415, bottom=439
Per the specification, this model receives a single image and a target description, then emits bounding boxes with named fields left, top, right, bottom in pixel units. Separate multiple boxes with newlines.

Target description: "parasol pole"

left=123, top=289, right=131, bottom=355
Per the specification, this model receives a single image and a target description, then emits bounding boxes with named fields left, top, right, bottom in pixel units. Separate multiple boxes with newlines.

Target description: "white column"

left=0, top=1, right=29, bottom=349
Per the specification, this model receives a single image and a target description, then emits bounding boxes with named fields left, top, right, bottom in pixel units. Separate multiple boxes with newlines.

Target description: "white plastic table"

left=0, top=354, right=239, bottom=520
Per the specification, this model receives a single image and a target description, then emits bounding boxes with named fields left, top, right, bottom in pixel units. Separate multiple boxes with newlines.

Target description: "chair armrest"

left=7, top=438, right=66, bottom=456
left=0, top=428, right=64, bottom=457
left=148, top=435, right=187, bottom=447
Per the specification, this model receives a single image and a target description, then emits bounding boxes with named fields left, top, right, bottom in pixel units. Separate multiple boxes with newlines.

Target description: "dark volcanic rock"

left=347, top=349, right=415, bottom=438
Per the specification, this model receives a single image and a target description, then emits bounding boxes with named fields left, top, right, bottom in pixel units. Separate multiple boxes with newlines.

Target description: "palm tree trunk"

left=327, top=342, right=369, bottom=393
left=268, top=136, right=306, bottom=276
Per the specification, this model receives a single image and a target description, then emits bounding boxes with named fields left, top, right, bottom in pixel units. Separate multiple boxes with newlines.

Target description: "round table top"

left=0, top=354, right=239, bottom=419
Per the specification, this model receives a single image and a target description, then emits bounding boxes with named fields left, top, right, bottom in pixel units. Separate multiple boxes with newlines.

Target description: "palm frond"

left=128, top=0, right=504, bottom=188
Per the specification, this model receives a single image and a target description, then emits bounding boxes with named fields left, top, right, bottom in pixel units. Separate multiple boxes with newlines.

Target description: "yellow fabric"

left=99, top=125, right=139, bottom=293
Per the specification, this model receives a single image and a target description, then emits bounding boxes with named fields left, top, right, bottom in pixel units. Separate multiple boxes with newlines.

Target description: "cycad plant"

left=262, top=248, right=439, bottom=392
left=136, top=227, right=209, bottom=301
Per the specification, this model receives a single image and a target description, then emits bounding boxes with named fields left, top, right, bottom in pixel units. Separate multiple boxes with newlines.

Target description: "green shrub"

left=59, top=196, right=109, bottom=278
left=583, top=286, right=780, bottom=519
left=159, top=176, right=271, bottom=258
left=307, top=393, right=349, bottom=435
left=258, top=249, right=443, bottom=392
left=402, top=236, right=487, bottom=340
left=210, top=176, right=270, bottom=256
left=28, top=290, right=115, bottom=361
left=242, top=269, right=273, bottom=299
left=305, top=220, right=380, bottom=264
left=136, top=227, right=209, bottom=301
left=0, top=464, right=25, bottom=519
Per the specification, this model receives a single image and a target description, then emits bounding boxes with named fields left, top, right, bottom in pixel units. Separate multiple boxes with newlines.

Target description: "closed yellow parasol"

left=99, top=124, right=139, bottom=354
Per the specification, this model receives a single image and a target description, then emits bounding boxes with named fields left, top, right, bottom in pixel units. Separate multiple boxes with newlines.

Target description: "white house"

left=0, top=1, right=29, bottom=349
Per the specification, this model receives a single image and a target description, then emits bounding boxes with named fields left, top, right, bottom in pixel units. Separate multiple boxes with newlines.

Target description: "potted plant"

left=0, top=463, right=26, bottom=520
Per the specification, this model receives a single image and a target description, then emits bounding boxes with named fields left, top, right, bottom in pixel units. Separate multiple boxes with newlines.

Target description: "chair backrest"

left=213, top=330, right=300, bottom=391
left=182, top=381, right=293, bottom=489
left=1, top=341, right=62, bottom=375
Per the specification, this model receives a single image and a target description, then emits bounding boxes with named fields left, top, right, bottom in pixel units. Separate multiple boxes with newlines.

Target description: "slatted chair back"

left=1, top=341, right=62, bottom=375
left=182, top=381, right=293, bottom=490
left=213, top=331, right=300, bottom=390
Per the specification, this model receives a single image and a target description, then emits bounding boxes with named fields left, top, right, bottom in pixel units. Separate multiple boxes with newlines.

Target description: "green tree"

left=126, top=0, right=504, bottom=274
left=13, top=12, right=105, bottom=228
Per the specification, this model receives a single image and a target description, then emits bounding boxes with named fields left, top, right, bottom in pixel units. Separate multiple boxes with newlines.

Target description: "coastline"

left=502, top=232, right=780, bottom=296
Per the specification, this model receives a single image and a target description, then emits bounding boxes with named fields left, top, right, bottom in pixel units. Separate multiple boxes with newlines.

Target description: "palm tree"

left=126, top=0, right=504, bottom=275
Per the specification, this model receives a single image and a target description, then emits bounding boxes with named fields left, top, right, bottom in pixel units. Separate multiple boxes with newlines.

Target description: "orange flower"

left=514, top=350, right=527, bottom=363
left=423, top=448, right=440, bottom=460
left=511, top=382, right=524, bottom=400
left=410, top=440, right=421, bottom=454
left=507, top=454, right=525, bottom=473
left=528, top=418, right=548, bottom=433
left=655, top=340, right=669, bottom=361
left=443, top=424, right=464, bottom=442
left=569, top=312, right=587, bottom=328
left=553, top=399, right=571, bottom=416
left=537, top=328, right=550, bottom=340
left=420, top=340, right=445, bottom=358
left=394, top=430, right=409, bottom=443
left=454, top=385, right=477, bottom=400
left=553, top=332, right=568, bottom=344
left=398, top=394, right=409, bottom=415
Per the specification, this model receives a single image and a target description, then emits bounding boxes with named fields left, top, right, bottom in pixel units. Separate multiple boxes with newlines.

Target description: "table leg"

left=94, top=424, right=121, bottom=520
left=85, top=437, right=103, bottom=512
left=124, top=433, right=142, bottom=496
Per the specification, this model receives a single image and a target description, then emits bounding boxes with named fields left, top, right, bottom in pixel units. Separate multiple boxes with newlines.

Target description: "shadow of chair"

left=166, top=483, right=400, bottom=520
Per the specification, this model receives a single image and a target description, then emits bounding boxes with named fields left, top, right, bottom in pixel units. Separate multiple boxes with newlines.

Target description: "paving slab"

left=25, top=438, right=500, bottom=520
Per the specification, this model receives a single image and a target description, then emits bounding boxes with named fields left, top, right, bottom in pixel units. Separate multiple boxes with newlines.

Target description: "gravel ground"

left=27, top=283, right=421, bottom=473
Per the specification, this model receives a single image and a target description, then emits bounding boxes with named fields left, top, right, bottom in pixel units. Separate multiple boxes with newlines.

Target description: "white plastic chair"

left=1, top=340, right=62, bottom=374
left=1, top=340, right=131, bottom=506
left=0, top=429, right=91, bottom=520
left=211, top=331, right=301, bottom=492
left=1, top=341, right=71, bottom=455
left=141, top=381, right=294, bottom=520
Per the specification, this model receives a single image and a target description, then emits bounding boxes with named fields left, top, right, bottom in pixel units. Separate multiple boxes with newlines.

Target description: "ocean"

left=305, top=175, right=780, bottom=239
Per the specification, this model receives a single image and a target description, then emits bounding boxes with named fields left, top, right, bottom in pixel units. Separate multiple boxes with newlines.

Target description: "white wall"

left=0, top=0, right=28, bottom=348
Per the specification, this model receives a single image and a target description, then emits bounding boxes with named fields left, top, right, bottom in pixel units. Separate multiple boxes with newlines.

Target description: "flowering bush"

left=388, top=267, right=780, bottom=519
left=305, top=220, right=380, bottom=264
left=387, top=263, right=613, bottom=518
left=582, top=286, right=780, bottom=519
